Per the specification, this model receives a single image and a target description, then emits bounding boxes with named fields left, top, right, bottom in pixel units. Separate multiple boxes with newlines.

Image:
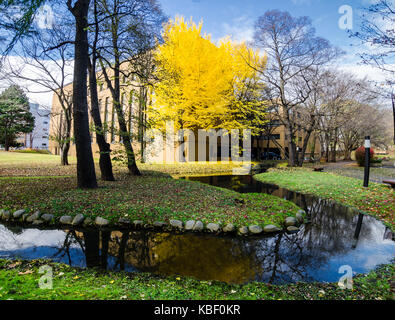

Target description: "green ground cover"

left=0, top=172, right=301, bottom=229
left=0, top=259, right=392, bottom=300
left=255, top=168, right=395, bottom=229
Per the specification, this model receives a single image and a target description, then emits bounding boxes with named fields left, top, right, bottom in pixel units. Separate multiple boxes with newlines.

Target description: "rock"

left=296, top=211, right=305, bottom=223
left=26, top=211, right=41, bottom=223
left=83, top=217, right=93, bottom=226
left=22, top=213, right=29, bottom=222
left=206, top=223, right=220, bottom=233
left=32, top=220, right=44, bottom=225
left=13, top=209, right=26, bottom=219
left=41, top=214, right=54, bottom=222
left=59, top=216, right=73, bottom=225
left=285, top=217, right=297, bottom=227
left=185, top=220, right=196, bottom=231
left=72, top=214, right=85, bottom=226
left=263, top=225, right=281, bottom=233
left=153, top=221, right=166, bottom=228
left=287, top=226, right=300, bottom=233
left=95, top=216, right=109, bottom=226
left=133, top=220, right=144, bottom=226
left=223, top=224, right=235, bottom=233
left=170, top=220, right=183, bottom=229
left=118, top=218, right=131, bottom=225
left=192, top=221, right=204, bottom=231
left=249, top=225, right=263, bottom=234
left=1, top=210, right=11, bottom=220
left=238, top=226, right=249, bottom=235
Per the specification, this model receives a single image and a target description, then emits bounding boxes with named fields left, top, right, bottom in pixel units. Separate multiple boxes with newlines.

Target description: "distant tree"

left=253, top=10, right=339, bottom=166
left=0, top=85, right=34, bottom=151
left=3, top=20, right=74, bottom=165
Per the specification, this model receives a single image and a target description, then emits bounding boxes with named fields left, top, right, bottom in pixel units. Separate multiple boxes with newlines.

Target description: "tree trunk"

left=4, top=130, right=9, bottom=151
left=113, top=55, right=140, bottom=175
left=298, top=130, right=312, bottom=167
left=88, top=57, right=115, bottom=181
left=60, top=142, right=70, bottom=166
left=69, top=0, right=98, bottom=189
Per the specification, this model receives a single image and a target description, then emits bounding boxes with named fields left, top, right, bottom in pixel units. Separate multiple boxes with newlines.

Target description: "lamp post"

left=363, top=136, right=371, bottom=188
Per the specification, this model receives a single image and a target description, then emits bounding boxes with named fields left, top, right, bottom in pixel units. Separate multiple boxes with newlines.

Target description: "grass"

left=0, top=173, right=301, bottom=229
left=0, top=259, right=393, bottom=300
left=254, top=168, right=395, bottom=229
left=0, top=150, right=254, bottom=177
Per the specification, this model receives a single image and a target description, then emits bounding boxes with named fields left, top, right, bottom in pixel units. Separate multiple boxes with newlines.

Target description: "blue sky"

left=159, top=0, right=367, bottom=48
left=3, top=0, right=392, bottom=106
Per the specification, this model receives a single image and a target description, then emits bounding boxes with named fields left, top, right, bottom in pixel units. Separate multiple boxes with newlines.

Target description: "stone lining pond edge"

left=0, top=208, right=306, bottom=237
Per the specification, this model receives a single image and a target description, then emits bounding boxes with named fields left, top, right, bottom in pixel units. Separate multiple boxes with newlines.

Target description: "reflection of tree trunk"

left=269, top=233, right=283, bottom=283
left=83, top=230, right=100, bottom=268
left=100, top=231, right=110, bottom=269
left=117, top=231, right=129, bottom=270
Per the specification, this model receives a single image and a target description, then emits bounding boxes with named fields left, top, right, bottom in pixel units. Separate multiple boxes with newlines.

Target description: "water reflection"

left=0, top=175, right=393, bottom=284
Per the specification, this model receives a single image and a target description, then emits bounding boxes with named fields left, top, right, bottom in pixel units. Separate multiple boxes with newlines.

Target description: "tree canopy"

left=149, top=17, right=268, bottom=134
left=0, top=85, right=34, bottom=151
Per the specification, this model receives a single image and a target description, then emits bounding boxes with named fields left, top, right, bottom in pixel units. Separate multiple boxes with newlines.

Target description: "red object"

left=355, top=146, right=374, bottom=167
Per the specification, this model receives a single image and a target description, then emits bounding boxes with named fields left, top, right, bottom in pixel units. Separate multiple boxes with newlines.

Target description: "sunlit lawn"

left=255, top=169, right=395, bottom=229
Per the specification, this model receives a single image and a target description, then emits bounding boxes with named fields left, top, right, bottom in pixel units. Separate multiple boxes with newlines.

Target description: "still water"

left=0, top=175, right=393, bottom=284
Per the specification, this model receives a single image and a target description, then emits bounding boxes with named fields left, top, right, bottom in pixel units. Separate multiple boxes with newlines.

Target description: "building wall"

left=19, top=103, right=50, bottom=150
left=49, top=67, right=321, bottom=162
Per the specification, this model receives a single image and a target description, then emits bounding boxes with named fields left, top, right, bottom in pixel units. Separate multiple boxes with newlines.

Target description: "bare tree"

left=350, top=0, right=395, bottom=144
left=3, top=23, right=74, bottom=165
left=93, top=0, right=165, bottom=175
left=253, top=10, right=339, bottom=166
left=87, top=0, right=115, bottom=181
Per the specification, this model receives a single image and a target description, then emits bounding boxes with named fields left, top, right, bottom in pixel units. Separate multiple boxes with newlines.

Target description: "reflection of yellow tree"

left=149, top=233, right=258, bottom=284
left=107, top=232, right=258, bottom=284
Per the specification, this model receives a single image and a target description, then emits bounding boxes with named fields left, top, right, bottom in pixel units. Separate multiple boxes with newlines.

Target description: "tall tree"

left=0, top=0, right=98, bottom=188
left=151, top=17, right=267, bottom=134
left=87, top=0, right=115, bottom=181
left=0, top=85, right=34, bottom=151
left=95, top=0, right=165, bottom=175
left=253, top=10, right=339, bottom=166
left=67, top=0, right=98, bottom=188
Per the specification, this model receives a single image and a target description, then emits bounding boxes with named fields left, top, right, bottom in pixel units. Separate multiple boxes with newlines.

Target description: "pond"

left=0, top=175, right=393, bottom=285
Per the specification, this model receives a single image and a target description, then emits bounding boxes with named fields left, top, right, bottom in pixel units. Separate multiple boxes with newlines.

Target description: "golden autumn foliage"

left=149, top=17, right=268, bottom=134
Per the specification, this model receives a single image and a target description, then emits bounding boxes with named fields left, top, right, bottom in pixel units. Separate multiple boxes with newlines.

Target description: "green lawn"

left=0, top=172, right=301, bottom=229
left=0, top=259, right=393, bottom=300
left=0, top=150, right=252, bottom=177
left=254, top=168, right=395, bottom=229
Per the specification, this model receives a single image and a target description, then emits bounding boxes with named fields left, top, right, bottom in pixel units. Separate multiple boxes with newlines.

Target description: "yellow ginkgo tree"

left=149, top=16, right=268, bottom=135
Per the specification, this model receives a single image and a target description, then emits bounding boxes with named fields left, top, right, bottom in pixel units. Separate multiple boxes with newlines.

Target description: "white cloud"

left=0, top=55, right=73, bottom=109
left=221, top=15, right=254, bottom=43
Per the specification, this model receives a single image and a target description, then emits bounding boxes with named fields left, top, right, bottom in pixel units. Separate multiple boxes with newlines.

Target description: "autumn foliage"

left=355, top=146, right=374, bottom=167
left=150, top=17, right=268, bottom=134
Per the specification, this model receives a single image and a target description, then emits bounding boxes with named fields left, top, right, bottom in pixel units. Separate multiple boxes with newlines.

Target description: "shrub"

left=355, top=147, right=374, bottom=167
